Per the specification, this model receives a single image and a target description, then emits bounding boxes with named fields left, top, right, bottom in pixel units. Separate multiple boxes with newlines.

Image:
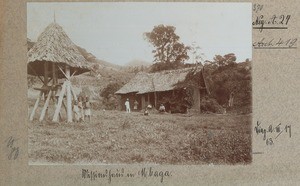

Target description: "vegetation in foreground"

left=28, top=109, right=251, bottom=165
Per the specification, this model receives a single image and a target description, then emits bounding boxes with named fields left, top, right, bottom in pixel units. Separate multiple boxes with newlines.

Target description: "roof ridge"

left=151, top=66, right=201, bottom=75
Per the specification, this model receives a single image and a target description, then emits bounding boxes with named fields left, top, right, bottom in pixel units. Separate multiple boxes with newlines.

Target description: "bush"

left=100, top=82, right=123, bottom=110
left=102, top=94, right=118, bottom=110
left=200, top=96, right=224, bottom=113
left=100, top=82, right=123, bottom=98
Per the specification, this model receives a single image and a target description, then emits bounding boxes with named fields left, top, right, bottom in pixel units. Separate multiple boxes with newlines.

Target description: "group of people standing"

left=124, top=98, right=139, bottom=113
left=73, top=96, right=91, bottom=122
left=124, top=98, right=166, bottom=115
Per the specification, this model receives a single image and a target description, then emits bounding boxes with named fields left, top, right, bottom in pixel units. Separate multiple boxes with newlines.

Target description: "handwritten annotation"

left=82, top=167, right=172, bottom=184
left=254, top=121, right=292, bottom=145
left=253, top=3, right=264, bottom=13
left=253, top=38, right=297, bottom=49
left=252, top=4, right=297, bottom=50
left=253, top=15, right=291, bottom=32
left=5, top=136, right=20, bottom=160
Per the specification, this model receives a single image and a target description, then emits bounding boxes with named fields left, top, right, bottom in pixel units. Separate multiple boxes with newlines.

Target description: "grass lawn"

left=28, top=108, right=252, bottom=165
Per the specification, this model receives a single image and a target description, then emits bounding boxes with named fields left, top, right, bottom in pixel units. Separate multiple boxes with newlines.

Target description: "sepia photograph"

left=27, top=2, right=252, bottom=165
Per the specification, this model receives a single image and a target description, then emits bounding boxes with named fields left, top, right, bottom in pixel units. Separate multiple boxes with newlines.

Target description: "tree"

left=144, top=25, right=190, bottom=72
left=100, top=82, right=123, bottom=99
left=190, top=42, right=205, bottom=65
left=203, top=54, right=251, bottom=111
left=213, top=53, right=237, bottom=67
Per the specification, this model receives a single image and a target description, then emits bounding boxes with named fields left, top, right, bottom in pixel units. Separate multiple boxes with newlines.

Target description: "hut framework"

left=28, top=22, right=90, bottom=122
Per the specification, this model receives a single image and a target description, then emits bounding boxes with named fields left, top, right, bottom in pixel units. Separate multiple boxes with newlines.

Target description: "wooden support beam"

left=59, top=113, right=62, bottom=121
left=70, top=70, right=77, bottom=79
left=53, top=95, right=63, bottom=121
left=48, top=77, right=53, bottom=84
left=39, top=90, right=52, bottom=122
left=37, top=76, right=45, bottom=84
left=58, top=65, right=68, bottom=79
left=70, top=84, right=77, bottom=101
left=65, top=65, right=72, bottom=123
left=62, top=100, right=67, bottom=113
left=52, top=81, right=67, bottom=122
left=29, top=91, right=43, bottom=121
left=33, top=86, right=51, bottom=91
left=28, top=65, right=44, bottom=84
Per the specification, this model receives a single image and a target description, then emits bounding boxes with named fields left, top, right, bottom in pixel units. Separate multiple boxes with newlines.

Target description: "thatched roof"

left=27, top=22, right=91, bottom=78
left=115, top=67, right=203, bottom=94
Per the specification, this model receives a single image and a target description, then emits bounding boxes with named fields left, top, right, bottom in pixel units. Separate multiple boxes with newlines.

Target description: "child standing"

left=84, top=96, right=91, bottom=122
left=133, top=100, right=139, bottom=111
left=78, top=96, right=84, bottom=122
left=73, top=100, right=80, bottom=123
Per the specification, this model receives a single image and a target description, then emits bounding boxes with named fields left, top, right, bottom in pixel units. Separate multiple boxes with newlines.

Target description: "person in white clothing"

left=159, top=103, right=166, bottom=113
left=125, top=98, right=131, bottom=113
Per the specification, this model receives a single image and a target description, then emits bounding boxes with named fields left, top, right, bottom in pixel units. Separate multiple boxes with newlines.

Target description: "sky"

left=27, top=2, right=252, bottom=66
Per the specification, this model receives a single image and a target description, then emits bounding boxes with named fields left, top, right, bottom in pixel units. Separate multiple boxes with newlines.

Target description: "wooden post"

left=39, top=90, right=52, bottom=121
left=65, top=65, right=72, bottom=122
left=147, top=93, right=150, bottom=106
left=52, top=64, right=57, bottom=100
left=52, top=63, right=56, bottom=85
left=70, top=84, right=77, bottom=101
left=43, top=62, right=49, bottom=101
left=52, top=81, right=66, bottom=122
left=198, top=88, right=201, bottom=112
left=62, top=101, right=67, bottom=113
left=59, top=113, right=62, bottom=121
left=29, top=91, right=43, bottom=121
left=154, top=92, right=157, bottom=109
left=44, top=62, right=49, bottom=86
left=199, top=88, right=201, bottom=112
left=141, top=95, right=145, bottom=109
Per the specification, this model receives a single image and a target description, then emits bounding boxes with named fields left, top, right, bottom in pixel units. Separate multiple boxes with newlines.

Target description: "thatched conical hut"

left=28, top=22, right=91, bottom=123
left=28, top=22, right=90, bottom=78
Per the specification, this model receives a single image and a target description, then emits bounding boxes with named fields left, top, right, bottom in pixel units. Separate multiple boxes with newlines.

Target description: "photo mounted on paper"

left=27, top=2, right=252, bottom=165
